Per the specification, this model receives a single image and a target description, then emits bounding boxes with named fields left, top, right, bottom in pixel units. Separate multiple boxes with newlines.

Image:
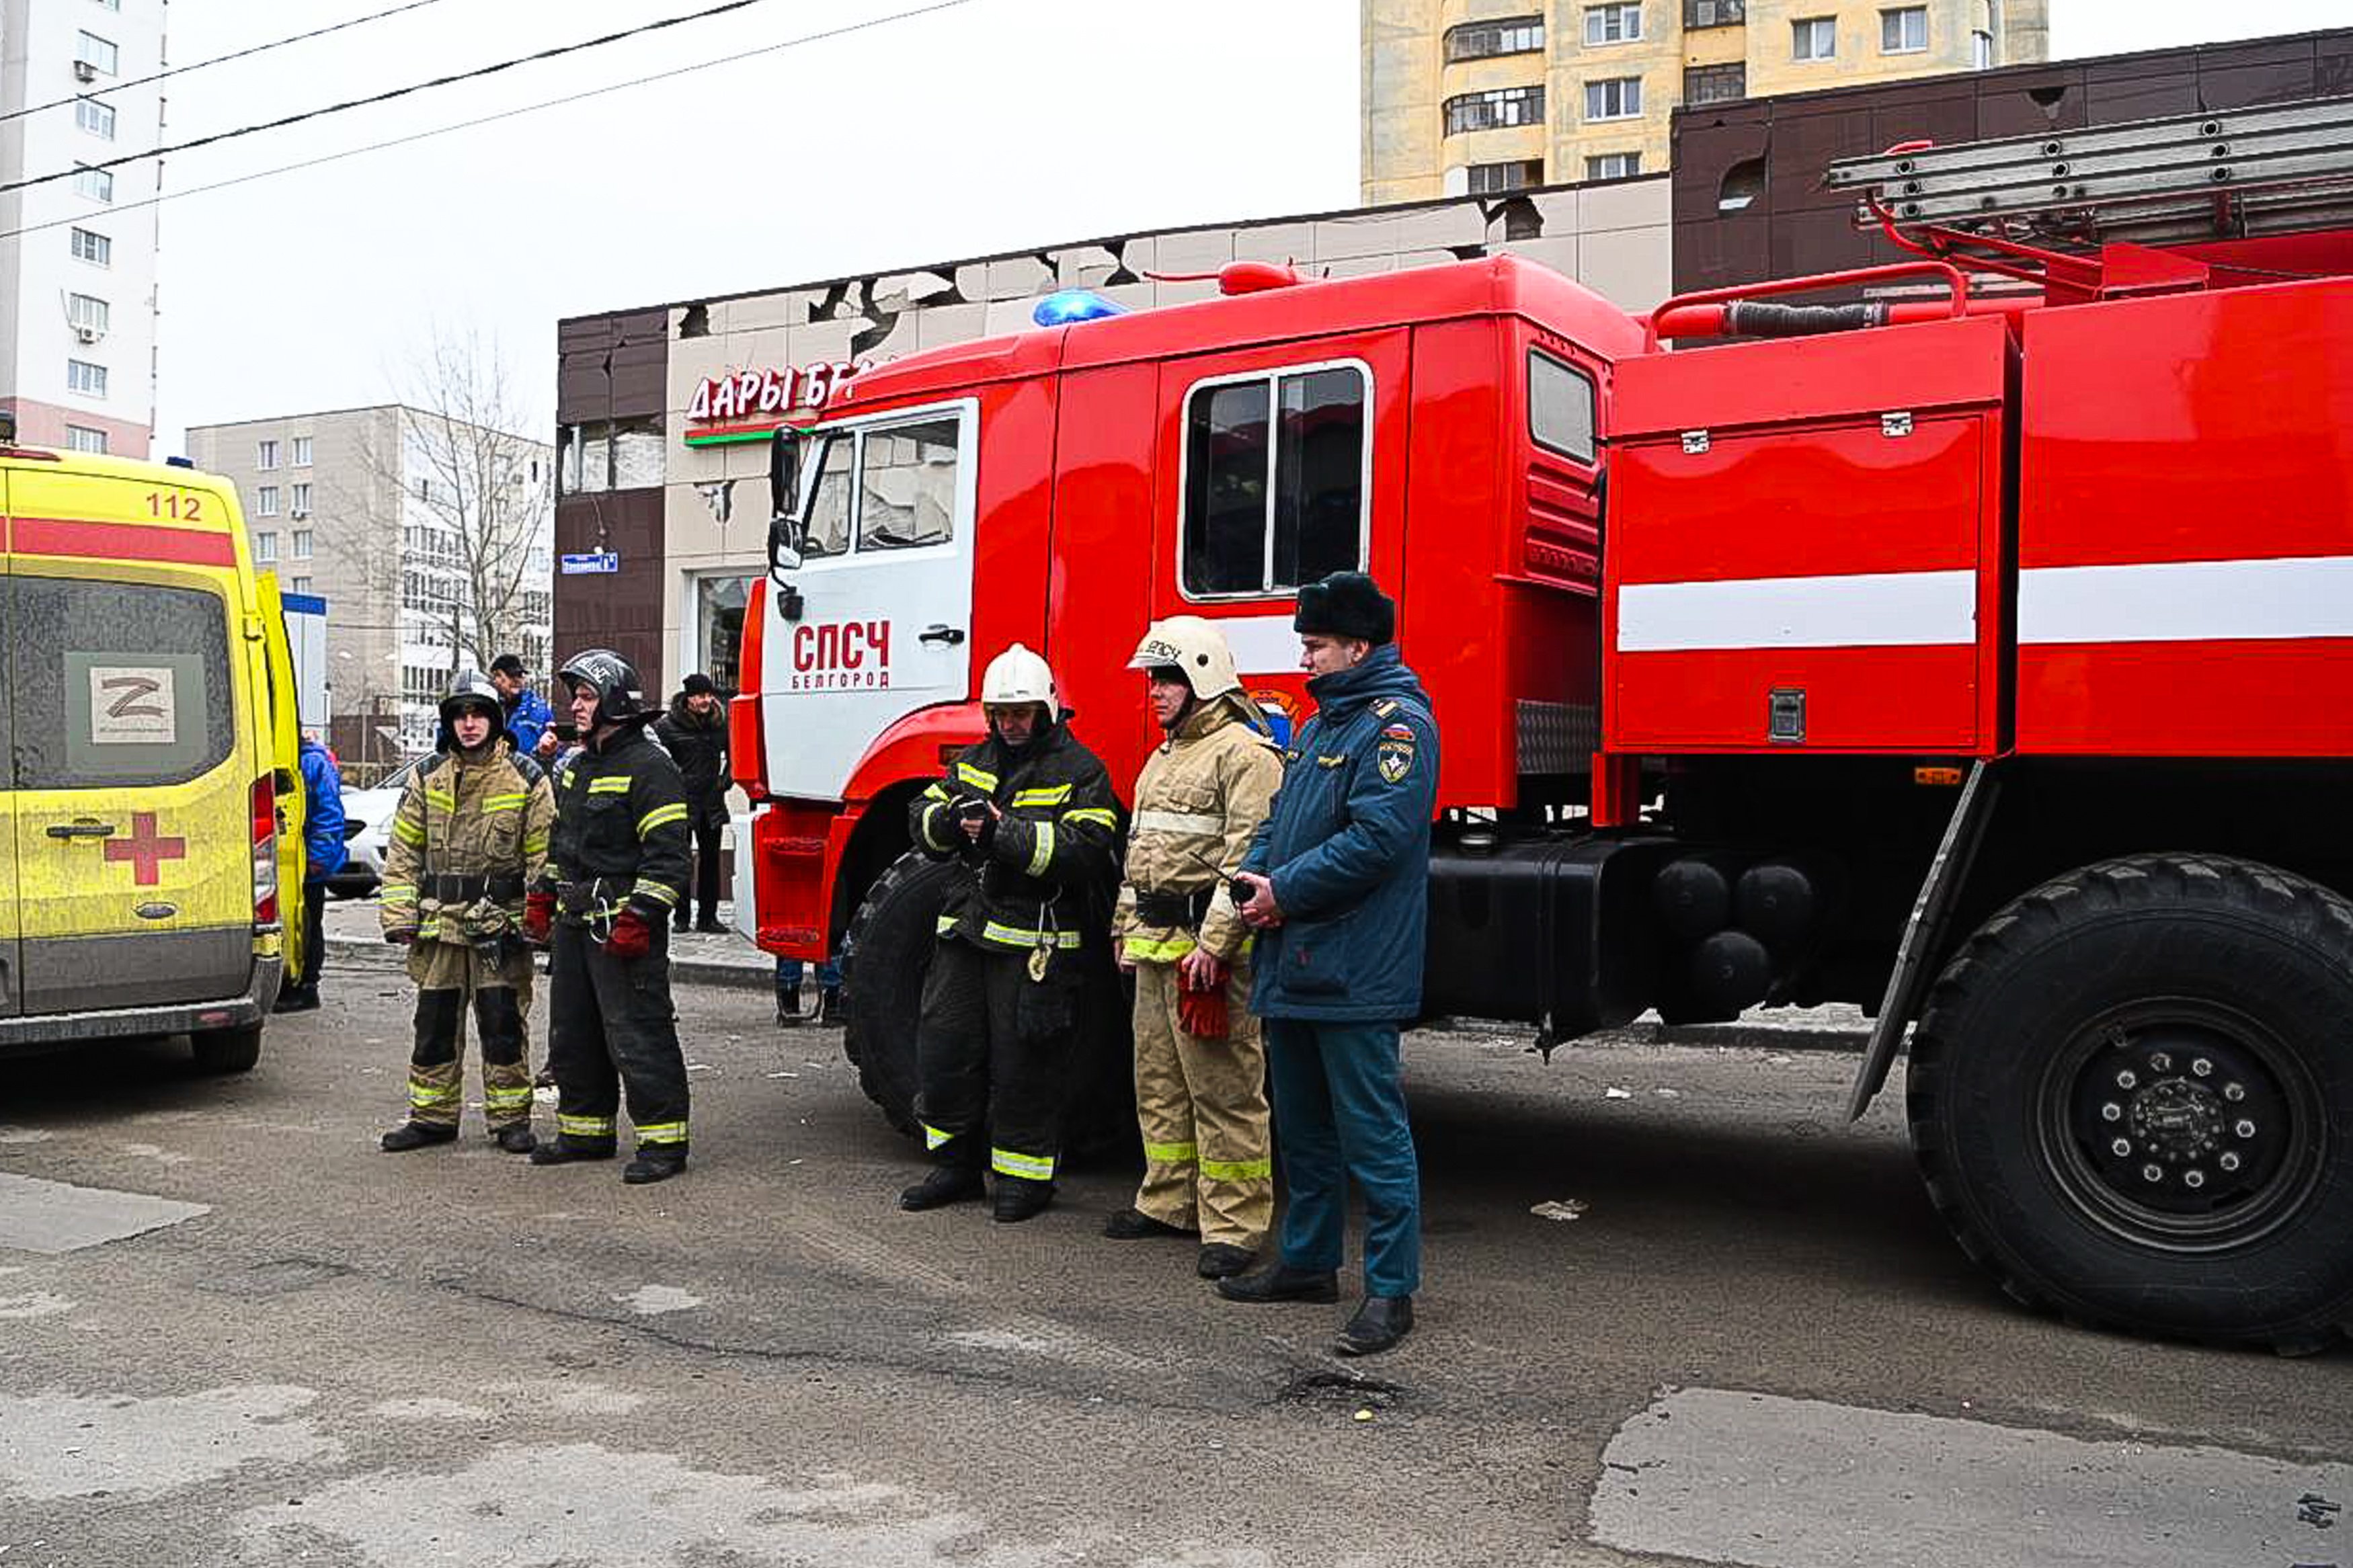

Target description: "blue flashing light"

left=1033, top=289, right=1128, bottom=328
left=165, top=455, right=196, bottom=468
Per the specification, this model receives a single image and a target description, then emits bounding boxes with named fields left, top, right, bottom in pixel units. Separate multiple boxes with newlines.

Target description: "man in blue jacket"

left=1220, top=571, right=1437, bottom=1356
left=276, top=733, right=347, bottom=1013
left=491, top=653, right=557, bottom=763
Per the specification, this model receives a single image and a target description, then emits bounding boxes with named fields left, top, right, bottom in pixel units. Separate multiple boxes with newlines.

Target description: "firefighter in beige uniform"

left=378, top=670, right=558, bottom=1153
left=1105, top=617, right=1283, bottom=1279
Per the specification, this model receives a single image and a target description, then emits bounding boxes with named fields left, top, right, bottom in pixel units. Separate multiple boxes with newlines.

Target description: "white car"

left=329, top=755, right=426, bottom=899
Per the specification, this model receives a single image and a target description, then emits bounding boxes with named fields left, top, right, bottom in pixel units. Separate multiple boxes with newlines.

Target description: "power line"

left=0, top=0, right=783, bottom=197
left=0, top=0, right=456, bottom=126
left=0, top=0, right=975, bottom=244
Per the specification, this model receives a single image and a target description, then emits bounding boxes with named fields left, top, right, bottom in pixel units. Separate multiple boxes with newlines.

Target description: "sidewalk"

left=319, top=893, right=772, bottom=990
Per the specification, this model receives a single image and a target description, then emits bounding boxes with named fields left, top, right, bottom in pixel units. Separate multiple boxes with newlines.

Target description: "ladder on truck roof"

left=1825, top=94, right=2353, bottom=248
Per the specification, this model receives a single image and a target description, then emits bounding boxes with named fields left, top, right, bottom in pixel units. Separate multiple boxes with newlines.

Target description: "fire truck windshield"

left=795, top=431, right=854, bottom=561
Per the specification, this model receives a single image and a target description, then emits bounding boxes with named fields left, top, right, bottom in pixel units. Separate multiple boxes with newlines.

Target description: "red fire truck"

left=730, top=99, right=2353, bottom=1351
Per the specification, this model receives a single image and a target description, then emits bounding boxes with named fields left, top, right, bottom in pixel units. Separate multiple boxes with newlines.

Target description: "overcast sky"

left=146, top=0, right=2352, bottom=448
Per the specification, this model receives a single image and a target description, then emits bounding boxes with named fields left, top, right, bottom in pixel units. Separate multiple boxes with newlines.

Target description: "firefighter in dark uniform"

left=524, top=649, right=696, bottom=1185
left=898, top=643, right=1121, bottom=1223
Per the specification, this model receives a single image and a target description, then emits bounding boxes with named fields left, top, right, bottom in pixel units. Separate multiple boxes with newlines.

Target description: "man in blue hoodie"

left=275, top=733, right=346, bottom=1013
left=1219, top=571, right=1437, bottom=1357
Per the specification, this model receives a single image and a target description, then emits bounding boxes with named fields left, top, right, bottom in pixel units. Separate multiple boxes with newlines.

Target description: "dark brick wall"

left=553, top=310, right=672, bottom=694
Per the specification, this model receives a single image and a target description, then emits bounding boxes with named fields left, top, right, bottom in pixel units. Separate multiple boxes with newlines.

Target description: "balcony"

left=1685, top=0, right=1745, bottom=27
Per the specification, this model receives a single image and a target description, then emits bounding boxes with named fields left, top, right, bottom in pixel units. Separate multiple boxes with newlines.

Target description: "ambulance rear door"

left=256, top=571, right=307, bottom=983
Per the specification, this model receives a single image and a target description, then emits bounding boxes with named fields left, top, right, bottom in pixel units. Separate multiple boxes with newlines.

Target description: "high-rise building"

left=0, top=0, right=164, bottom=456
left=1363, top=0, right=2050, bottom=204
left=188, top=406, right=555, bottom=772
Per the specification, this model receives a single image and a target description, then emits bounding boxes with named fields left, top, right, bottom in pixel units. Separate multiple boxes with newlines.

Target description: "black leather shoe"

left=1334, top=1294, right=1414, bottom=1356
left=694, top=919, right=728, bottom=935
left=993, top=1175, right=1055, bottom=1224
left=1196, top=1243, right=1257, bottom=1280
left=1103, top=1207, right=1195, bottom=1241
left=492, top=1124, right=538, bottom=1155
left=528, top=1139, right=614, bottom=1166
left=774, top=989, right=802, bottom=1028
left=898, top=1164, right=985, bottom=1211
left=1214, top=1262, right=1339, bottom=1304
left=272, top=987, right=320, bottom=1014
left=379, top=1122, right=458, bottom=1153
left=816, top=988, right=842, bottom=1028
left=623, top=1151, right=688, bottom=1185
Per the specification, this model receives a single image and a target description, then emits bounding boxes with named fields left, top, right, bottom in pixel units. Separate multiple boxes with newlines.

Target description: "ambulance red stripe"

left=9, top=515, right=238, bottom=567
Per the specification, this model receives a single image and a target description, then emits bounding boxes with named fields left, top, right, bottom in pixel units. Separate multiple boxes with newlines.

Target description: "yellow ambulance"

left=0, top=441, right=307, bottom=1071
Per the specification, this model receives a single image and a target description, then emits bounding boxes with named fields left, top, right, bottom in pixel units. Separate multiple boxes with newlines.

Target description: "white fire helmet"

left=1127, top=616, right=1242, bottom=702
left=981, top=643, right=1057, bottom=708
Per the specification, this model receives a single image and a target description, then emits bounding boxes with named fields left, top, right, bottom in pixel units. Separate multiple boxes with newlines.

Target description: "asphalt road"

left=1, top=951, right=2347, bottom=1567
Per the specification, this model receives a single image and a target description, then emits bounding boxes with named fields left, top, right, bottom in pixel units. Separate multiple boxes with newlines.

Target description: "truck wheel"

left=838, top=850, right=1135, bottom=1157
left=192, top=1022, right=264, bottom=1075
left=1909, top=854, right=2353, bottom=1351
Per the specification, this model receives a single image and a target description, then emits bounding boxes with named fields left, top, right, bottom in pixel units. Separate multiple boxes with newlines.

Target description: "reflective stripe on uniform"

left=1144, top=1139, right=1199, bottom=1165
left=1199, top=1156, right=1273, bottom=1182
left=637, top=802, right=689, bottom=836
left=424, top=788, right=458, bottom=811
left=632, top=881, right=680, bottom=907
left=588, top=776, right=632, bottom=794
left=391, top=818, right=427, bottom=846
left=1010, top=783, right=1070, bottom=808
left=408, top=1081, right=460, bottom=1107
left=1123, top=933, right=1196, bottom=962
left=483, top=1085, right=533, bottom=1112
left=1026, top=820, right=1055, bottom=877
left=522, top=833, right=549, bottom=856
left=919, top=800, right=951, bottom=852
left=483, top=792, right=526, bottom=813
left=924, top=1123, right=956, bottom=1151
left=636, top=1120, right=688, bottom=1147
left=1133, top=809, right=1222, bottom=835
left=559, top=1113, right=616, bottom=1137
left=955, top=761, right=998, bottom=790
left=1062, top=807, right=1117, bottom=829
left=991, top=1147, right=1055, bottom=1181
left=378, top=882, right=416, bottom=900
left=980, top=921, right=1081, bottom=950
left=935, top=914, right=958, bottom=935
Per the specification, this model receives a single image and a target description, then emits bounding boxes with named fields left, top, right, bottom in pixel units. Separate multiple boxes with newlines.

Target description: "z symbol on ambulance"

left=1376, top=723, right=1415, bottom=784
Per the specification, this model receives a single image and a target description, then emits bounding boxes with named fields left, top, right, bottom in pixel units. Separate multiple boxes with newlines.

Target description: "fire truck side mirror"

left=767, top=511, right=804, bottom=581
left=766, top=427, right=805, bottom=581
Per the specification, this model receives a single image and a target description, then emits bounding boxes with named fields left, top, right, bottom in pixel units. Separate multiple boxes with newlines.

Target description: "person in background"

left=491, top=653, right=558, bottom=764
left=274, top=731, right=346, bottom=1014
left=653, top=671, right=731, bottom=934
left=774, top=953, right=840, bottom=1028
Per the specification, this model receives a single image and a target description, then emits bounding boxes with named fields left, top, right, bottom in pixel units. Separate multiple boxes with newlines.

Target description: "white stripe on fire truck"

left=1615, top=569, right=1977, bottom=652
left=2018, top=554, right=2353, bottom=645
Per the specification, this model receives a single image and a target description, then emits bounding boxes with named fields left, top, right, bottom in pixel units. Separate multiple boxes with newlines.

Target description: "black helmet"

left=557, top=647, right=648, bottom=726
left=438, top=668, right=505, bottom=733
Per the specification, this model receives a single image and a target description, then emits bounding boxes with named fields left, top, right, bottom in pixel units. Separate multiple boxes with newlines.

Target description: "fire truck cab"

left=735, top=97, right=2353, bottom=1352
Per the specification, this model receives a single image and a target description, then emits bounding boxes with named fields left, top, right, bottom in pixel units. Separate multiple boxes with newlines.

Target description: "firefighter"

left=1220, top=571, right=1438, bottom=1357
left=899, top=643, right=1121, bottom=1223
left=377, top=670, right=557, bottom=1154
left=1105, top=616, right=1281, bottom=1278
left=525, top=649, right=697, bottom=1184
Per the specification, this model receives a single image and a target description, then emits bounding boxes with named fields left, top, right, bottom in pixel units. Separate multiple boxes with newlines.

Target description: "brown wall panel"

left=553, top=491, right=669, bottom=695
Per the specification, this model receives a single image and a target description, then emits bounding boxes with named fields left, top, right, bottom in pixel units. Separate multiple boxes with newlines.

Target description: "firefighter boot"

left=1196, top=1243, right=1258, bottom=1280
left=775, top=987, right=801, bottom=1028
left=817, top=987, right=842, bottom=1027
left=898, top=1163, right=984, bottom=1212
left=1103, top=1207, right=1195, bottom=1241
left=380, top=1122, right=459, bottom=1153
left=528, top=1140, right=614, bottom=1166
left=493, top=1124, right=539, bottom=1155
left=1214, top=1261, right=1340, bottom=1305
left=993, top=1175, right=1055, bottom=1225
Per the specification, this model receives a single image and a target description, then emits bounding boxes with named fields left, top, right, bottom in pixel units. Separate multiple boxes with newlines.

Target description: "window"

left=65, top=425, right=106, bottom=454
left=695, top=575, right=754, bottom=693
left=69, top=226, right=110, bottom=265
left=555, top=416, right=663, bottom=495
left=1685, top=0, right=1745, bottom=23
left=1881, top=6, right=1927, bottom=52
left=1793, top=17, right=1836, bottom=59
left=1467, top=159, right=1545, bottom=195
left=290, top=577, right=313, bottom=594
left=257, top=487, right=280, bottom=518
left=76, top=32, right=118, bottom=75
left=1585, top=4, right=1642, bottom=44
left=1444, top=15, right=1543, bottom=60
left=292, top=528, right=313, bottom=559
left=1530, top=352, right=1597, bottom=462
left=1443, top=85, right=1545, bottom=135
left=857, top=418, right=959, bottom=551
left=292, top=436, right=312, bottom=466
left=73, top=165, right=112, bottom=202
left=74, top=98, right=114, bottom=138
left=66, top=359, right=106, bottom=397
left=13, top=578, right=235, bottom=790
left=1585, top=77, right=1643, bottom=121
left=1685, top=62, right=1747, bottom=104
left=799, top=434, right=856, bottom=560
left=290, top=482, right=311, bottom=514
left=1585, top=151, right=1642, bottom=179
left=256, top=439, right=278, bottom=469
left=1181, top=364, right=1367, bottom=599
left=254, top=532, right=278, bottom=564
left=67, top=293, right=108, bottom=334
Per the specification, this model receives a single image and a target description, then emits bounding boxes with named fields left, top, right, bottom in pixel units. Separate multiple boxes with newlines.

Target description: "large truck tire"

left=1909, top=854, right=2353, bottom=1352
left=838, top=850, right=1136, bottom=1159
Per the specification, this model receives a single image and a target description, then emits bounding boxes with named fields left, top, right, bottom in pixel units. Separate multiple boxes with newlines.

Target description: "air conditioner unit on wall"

left=72, top=60, right=95, bottom=83
left=72, top=325, right=98, bottom=344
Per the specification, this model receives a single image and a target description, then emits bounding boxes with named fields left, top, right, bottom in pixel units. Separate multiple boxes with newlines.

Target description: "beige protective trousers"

left=1129, top=958, right=1273, bottom=1248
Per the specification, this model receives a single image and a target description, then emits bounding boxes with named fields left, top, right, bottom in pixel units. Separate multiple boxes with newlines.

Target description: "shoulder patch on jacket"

left=1371, top=698, right=1400, bottom=717
left=1376, top=728, right=1418, bottom=784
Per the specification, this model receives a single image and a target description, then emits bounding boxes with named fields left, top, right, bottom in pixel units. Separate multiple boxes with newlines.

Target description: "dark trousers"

left=1265, top=1018, right=1423, bottom=1298
left=913, top=938, right=1078, bottom=1181
left=680, top=812, right=725, bottom=927
left=546, top=921, right=690, bottom=1154
left=407, top=983, right=532, bottom=1130
left=293, top=879, right=326, bottom=995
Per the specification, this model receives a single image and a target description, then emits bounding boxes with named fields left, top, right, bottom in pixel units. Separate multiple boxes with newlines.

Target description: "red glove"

left=522, top=891, right=555, bottom=946
left=384, top=927, right=416, bottom=946
left=604, top=907, right=653, bottom=960
left=1177, top=958, right=1230, bottom=1040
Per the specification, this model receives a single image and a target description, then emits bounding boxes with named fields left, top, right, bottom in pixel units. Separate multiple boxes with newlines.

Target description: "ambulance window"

left=1182, top=363, right=1368, bottom=598
left=11, top=578, right=234, bottom=789
left=801, top=434, right=855, bottom=560
left=857, top=417, right=958, bottom=551
left=1529, top=350, right=1595, bottom=462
